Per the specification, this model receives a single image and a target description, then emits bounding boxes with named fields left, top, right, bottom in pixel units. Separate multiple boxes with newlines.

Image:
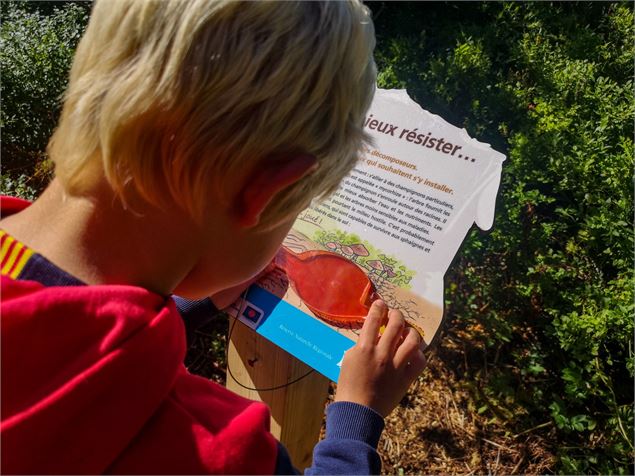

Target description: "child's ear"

left=234, top=154, right=318, bottom=228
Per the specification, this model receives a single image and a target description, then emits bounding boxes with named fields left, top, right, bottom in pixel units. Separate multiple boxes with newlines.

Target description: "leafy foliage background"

left=1, top=1, right=633, bottom=473
left=369, top=2, right=634, bottom=473
left=1, top=1, right=89, bottom=195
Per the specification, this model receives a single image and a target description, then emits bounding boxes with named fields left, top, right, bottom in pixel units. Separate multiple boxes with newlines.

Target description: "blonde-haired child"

left=0, top=1, right=425, bottom=473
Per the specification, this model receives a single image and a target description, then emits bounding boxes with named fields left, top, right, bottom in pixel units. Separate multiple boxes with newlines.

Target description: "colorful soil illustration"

left=255, top=228, right=443, bottom=346
left=274, top=247, right=379, bottom=329
left=313, top=229, right=416, bottom=290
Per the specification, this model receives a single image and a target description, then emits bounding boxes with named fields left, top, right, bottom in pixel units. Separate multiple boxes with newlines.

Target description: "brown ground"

left=185, top=313, right=556, bottom=475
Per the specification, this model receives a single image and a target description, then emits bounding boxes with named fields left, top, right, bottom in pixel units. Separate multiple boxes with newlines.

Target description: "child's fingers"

left=378, top=309, right=405, bottom=354
left=394, top=327, right=424, bottom=370
left=405, top=348, right=427, bottom=378
left=358, top=300, right=387, bottom=348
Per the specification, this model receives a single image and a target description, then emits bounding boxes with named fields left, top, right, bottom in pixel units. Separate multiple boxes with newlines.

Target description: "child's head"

left=49, top=0, right=376, bottom=230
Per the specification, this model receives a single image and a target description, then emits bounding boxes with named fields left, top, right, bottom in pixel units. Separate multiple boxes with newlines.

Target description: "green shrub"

left=372, top=2, right=634, bottom=473
left=0, top=1, right=89, bottom=196
left=0, top=173, right=39, bottom=202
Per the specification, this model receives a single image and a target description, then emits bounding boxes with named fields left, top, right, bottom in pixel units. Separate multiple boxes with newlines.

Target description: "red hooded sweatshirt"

left=1, top=196, right=278, bottom=474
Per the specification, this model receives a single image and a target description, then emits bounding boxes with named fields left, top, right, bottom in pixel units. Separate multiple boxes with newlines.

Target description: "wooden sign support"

left=227, top=318, right=330, bottom=469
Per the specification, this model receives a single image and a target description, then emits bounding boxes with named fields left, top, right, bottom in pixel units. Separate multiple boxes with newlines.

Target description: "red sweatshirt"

left=1, top=197, right=278, bottom=474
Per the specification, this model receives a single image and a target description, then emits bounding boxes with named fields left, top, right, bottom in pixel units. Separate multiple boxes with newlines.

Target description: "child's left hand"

left=334, top=300, right=427, bottom=417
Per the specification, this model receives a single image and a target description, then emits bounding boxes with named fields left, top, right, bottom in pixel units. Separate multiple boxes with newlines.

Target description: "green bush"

left=372, top=2, right=634, bottom=473
left=0, top=1, right=89, bottom=196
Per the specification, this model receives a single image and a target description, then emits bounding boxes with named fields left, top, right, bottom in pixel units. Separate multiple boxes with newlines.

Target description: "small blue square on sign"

left=242, top=305, right=262, bottom=323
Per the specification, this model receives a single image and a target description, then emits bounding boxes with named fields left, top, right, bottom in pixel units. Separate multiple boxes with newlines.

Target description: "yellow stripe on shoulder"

left=2, top=240, right=24, bottom=275
left=0, top=231, right=36, bottom=279
left=0, top=234, right=16, bottom=271
left=9, top=247, right=34, bottom=279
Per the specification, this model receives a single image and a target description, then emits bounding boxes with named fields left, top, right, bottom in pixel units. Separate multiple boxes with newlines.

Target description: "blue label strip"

left=243, top=285, right=355, bottom=382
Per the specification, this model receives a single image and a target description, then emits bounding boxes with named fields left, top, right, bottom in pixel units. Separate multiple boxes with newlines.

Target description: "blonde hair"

left=49, top=0, right=376, bottom=227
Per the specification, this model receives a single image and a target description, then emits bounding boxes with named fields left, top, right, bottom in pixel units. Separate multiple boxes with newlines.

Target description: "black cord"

left=225, top=289, right=315, bottom=392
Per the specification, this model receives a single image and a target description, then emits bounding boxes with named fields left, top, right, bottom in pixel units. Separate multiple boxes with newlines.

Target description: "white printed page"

left=232, top=89, right=505, bottom=381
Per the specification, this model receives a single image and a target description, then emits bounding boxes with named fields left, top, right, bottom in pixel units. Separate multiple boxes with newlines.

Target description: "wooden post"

left=227, top=318, right=330, bottom=469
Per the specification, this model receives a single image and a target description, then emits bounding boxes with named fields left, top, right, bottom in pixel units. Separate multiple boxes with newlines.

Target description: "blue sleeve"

left=171, top=296, right=219, bottom=344
left=275, top=401, right=384, bottom=475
